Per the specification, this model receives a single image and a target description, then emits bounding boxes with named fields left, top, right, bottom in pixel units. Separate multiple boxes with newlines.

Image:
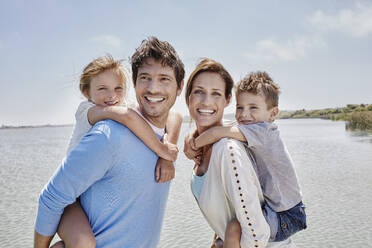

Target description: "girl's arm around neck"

left=194, top=125, right=246, bottom=149
left=87, top=105, right=178, bottom=162
left=165, top=111, right=183, bottom=144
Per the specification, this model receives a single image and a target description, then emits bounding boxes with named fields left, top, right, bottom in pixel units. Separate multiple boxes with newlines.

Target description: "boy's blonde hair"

left=79, top=55, right=128, bottom=96
left=236, top=71, right=280, bottom=109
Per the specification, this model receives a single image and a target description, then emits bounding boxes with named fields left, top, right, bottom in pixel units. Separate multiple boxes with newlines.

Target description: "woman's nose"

left=201, top=94, right=213, bottom=105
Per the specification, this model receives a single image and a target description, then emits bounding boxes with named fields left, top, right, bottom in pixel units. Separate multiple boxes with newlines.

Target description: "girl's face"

left=188, top=72, right=230, bottom=133
left=85, top=69, right=126, bottom=106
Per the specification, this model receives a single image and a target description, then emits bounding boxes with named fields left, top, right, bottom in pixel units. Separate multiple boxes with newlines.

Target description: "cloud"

left=246, top=35, right=325, bottom=62
left=308, top=3, right=372, bottom=37
left=91, top=35, right=122, bottom=48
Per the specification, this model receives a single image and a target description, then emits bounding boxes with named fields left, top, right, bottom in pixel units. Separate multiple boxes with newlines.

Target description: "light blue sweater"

left=35, top=120, right=170, bottom=248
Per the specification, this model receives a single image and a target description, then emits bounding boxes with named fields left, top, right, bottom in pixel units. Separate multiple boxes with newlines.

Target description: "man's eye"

left=115, top=87, right=123, bottom=91
left=251, top=106, right=258, bottom=110
left=161, top=77, right=170, bottom=82
left=212, top=92, right=221, bottom=97
left=98, top=87, right=106, bottom=90
left=236, top=106, right=243, bottom=110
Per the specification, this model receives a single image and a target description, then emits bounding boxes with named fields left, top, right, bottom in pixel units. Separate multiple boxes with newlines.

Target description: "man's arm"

left=194, top=126, right=246, bottom=149
left=34, top=128, right=113, bottom=246
left=88, top=106, right=178, bottom=162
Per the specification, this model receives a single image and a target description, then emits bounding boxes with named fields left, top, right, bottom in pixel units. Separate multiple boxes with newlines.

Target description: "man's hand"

left=155, top=158, right=175, bottom=183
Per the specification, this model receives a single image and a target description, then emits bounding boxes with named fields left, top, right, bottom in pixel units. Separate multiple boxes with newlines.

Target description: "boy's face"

left=235, top=92, right=278, bottom=124
left=85, top=69, right=126, bottom=106
left=135, top=58, right=183, bottom=127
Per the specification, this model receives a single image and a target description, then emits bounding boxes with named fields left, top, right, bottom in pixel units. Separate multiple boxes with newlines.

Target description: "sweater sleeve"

left=35, top=125, right=114, bottom=236
left=219, top=139, right=270, bottom=248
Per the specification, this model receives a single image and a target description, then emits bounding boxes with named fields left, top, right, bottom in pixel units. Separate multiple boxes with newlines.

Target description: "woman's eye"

left=98, top=87, right=106, bottom=90
left=251, top=106, right=258, bottom=110
left=115, top=87, right=123, bottom=91
left=193, top=90, right=203, bottom=94
left=236, top=106, right=243, bottom=110
left=212, top=92, right=221, bottom=97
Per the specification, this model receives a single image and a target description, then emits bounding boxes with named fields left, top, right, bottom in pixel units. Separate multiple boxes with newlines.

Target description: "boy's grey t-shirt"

left=238, top=122, right=302, bottom=212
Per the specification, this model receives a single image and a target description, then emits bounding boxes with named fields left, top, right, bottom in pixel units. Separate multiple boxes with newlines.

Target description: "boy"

left=189, top=71, right=306, bottom=247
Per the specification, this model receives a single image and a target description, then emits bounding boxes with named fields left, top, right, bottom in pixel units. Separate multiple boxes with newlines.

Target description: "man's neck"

left=135, top=107, right=167, bottom=129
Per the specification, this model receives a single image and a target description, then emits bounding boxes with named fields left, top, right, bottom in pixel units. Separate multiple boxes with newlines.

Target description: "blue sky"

left=1, top=0, right=371, bottom=125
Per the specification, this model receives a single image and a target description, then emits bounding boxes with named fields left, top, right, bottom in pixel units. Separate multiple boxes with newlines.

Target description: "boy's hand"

left=155, top=158, right=175, bottom=183
left=183, top=133, right=202, bottom=165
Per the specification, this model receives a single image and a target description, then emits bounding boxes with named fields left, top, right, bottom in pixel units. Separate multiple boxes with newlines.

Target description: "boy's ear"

left=270, top=106, right=279, bottom=122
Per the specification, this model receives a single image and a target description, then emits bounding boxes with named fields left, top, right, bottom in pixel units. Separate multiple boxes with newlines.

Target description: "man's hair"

left=79, top=54, right=128, bottom=95
left=130, top=36, right=185, bottom=88
left=185, top=58, right=234, bottom=105
left=236, top=71, right=280, bottom=109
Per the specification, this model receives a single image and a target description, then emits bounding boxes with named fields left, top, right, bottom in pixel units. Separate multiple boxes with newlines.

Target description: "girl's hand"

left=155, top=158, right=175, bottom=183
left=160, top=134, right=179, bottom=162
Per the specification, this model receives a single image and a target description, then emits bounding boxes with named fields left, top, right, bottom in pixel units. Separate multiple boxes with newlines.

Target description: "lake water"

left=0, top=119, right=371, bottom=247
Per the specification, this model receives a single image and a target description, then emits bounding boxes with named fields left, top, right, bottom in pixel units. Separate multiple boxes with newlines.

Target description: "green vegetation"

left=278, top=104, right=372, bottom=130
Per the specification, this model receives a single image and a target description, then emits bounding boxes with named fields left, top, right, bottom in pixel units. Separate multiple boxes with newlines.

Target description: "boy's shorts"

left=263, top=201, right=307, bottom=242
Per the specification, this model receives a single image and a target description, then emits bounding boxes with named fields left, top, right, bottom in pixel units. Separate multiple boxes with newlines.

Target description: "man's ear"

left=225, top=94, right=232, bottom=107
left=270, top=106, right=279, bottom=121
left=177, top=79, right=184, bottom=96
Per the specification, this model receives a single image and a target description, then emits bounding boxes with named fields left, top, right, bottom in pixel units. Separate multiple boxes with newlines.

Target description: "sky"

left=1, top=0, right=371, bottom=125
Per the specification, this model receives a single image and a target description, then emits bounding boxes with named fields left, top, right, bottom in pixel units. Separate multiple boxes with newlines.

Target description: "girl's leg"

left=223, top=218, right=242, bottom=248
left=57, top=202, right=96, bottom=248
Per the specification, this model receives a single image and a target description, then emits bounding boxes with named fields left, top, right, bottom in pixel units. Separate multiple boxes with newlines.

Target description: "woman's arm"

left=217, top=139, right=270, bottom=247
left=88, top=106, right=178, bottom=162
left=194, top=126, right=246, bottom=149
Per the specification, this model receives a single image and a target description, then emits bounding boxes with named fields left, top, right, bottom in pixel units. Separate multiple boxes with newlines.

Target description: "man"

left=34, top=36, right=185, bottom=247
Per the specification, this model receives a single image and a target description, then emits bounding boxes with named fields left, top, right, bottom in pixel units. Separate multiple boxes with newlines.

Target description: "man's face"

left=135, top=58, right=183, bottom=127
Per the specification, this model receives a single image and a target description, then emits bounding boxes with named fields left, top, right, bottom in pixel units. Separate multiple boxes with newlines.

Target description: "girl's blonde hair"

left=79, top=55, right=129, bottom=98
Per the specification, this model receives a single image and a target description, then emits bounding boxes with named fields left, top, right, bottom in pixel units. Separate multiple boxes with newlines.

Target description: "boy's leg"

left=223, top=218, right=241, bottom=248
left=57, top=201, right=96, bottom=248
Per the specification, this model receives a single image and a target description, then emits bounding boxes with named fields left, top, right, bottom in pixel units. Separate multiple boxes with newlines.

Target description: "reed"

left=346, top=111, right=372, bottom=130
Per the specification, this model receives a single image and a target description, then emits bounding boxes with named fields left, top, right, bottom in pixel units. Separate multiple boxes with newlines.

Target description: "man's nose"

left=146, top=79, right=161, bottom=93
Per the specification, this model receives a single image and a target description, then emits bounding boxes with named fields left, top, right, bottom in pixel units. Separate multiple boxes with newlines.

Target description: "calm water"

left=0, top=119, right=371, bottom=247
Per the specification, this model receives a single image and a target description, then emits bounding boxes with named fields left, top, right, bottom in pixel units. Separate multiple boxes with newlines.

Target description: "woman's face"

left=188, top=72, right=230, bottom=132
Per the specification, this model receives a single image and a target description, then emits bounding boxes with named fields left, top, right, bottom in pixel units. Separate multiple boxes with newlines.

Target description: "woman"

left=184, top=58, right=294, bottom=248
